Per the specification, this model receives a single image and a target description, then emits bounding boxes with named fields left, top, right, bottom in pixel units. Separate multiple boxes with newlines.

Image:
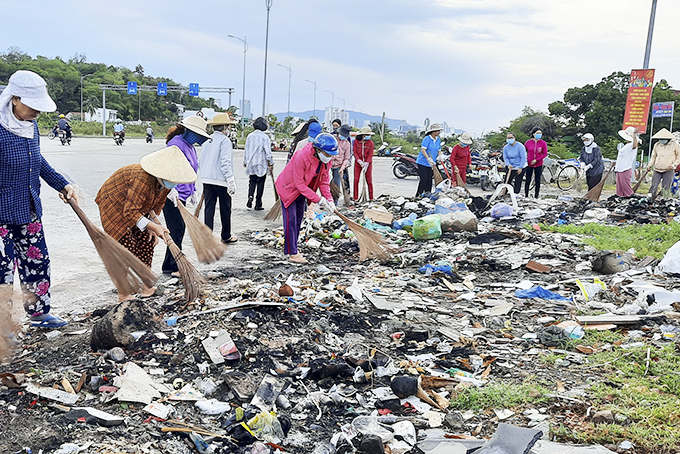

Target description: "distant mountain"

left=272, top=110, right=415, bottom=131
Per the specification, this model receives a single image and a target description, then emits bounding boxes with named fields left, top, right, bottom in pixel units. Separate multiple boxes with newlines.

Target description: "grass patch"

left=542, top=222, right=680, bottom=259
left=555, top=344, right=680, bottom=453
left=450, top=381, right=550, bottom=411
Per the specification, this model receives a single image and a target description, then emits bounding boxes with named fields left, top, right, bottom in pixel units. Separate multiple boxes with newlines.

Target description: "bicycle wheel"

left=528, top=166, right=553, bottom=191
left=556, top=165, right=579, bottom=190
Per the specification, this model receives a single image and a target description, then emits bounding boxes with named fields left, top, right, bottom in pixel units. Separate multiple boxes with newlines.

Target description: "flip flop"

left=30, top=313, right=67, bottom=328
left=223, top=236, right=238, bottom=244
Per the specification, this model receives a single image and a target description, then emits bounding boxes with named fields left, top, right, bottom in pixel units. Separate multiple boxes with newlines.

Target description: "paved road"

left=34, top=137, right=428, bottom=313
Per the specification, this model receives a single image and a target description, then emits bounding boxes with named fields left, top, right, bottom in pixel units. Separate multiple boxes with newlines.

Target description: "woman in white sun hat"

left=416, top=122, right=443, bottom=196
left=0, top=70, right=78, bottom=328
left=162, top=115, right=211, bottom=275
left=615, top=126, right=640, bottom=197
left=648, top=128, right=680, bottom=195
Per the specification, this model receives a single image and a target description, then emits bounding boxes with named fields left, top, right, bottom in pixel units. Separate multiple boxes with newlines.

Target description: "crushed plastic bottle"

left=564, top=325, right=585, bottom=340
left=195, top=399, right=231, bottom=415
left=310, top=441, right=336, bottom=454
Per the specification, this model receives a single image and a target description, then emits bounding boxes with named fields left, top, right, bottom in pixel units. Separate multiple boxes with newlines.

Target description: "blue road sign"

left=157, top=82, right=168, bottom=96
left=189, top=83, right=199, bottom=96
left=127, top=81, right=137, bottom=95
left=652, top=102, right=674, bottom=118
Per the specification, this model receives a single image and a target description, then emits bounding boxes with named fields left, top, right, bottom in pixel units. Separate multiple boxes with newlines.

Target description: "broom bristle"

left=69, top=200, right=157, bottom=295
left=0, top=285, right=18, bottom=361
left=342, top=181, right=351, bottom=207
left=335, top=210, right=396, bottom=262
left=178, top=203, right=227, bottom=264
left=433, top=165, right=444, bottom=185
left=330, top=181, right=341, bottom=201
left=583, top=165, right=614, bottom=202
left=194, top=193, right=205, bottom=217
left=264, top=201, right=282, bottom=221
left=167, top=237, right=205, bottom=303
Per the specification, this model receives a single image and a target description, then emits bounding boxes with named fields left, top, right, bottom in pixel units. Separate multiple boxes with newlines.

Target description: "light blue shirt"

left=503, top=142, right=527, bottom=169
left=417, top=135, right=440, bottom=167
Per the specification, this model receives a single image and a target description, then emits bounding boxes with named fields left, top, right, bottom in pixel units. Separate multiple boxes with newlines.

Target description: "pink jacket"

left=275, top=142, right=333, bottom=208
left=525, top=139, right=548, bottom=167
left=331, top=138, right=351, bottom=170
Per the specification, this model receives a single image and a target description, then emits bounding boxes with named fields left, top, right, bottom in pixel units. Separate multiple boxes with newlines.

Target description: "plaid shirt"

left=0, top=122, right=69, bottom=224
left=95, top=164, right=169, bottom=241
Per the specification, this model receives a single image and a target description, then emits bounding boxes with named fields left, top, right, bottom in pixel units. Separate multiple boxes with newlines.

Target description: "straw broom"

left=432, top=162, right=444, bottom=186
left=177, top=202, right=227, bottom=263
left=341, top=171, right=351, bottom=207
left=583, top=164, right=615, bottom=202
left=0, top=285, right=18, bottom=360
left=454, top=167, right=465, bottom=187
left=330, top=181, right=341, bottom=202
left=193, top=193, right=205, bottom=217
left=67, top=198, right=157, bottom=295
left=334, top=209, right=396, bottom=262
left=264, top=169, right=282, bottom=221
left=149, top=212, right=204, bottom=303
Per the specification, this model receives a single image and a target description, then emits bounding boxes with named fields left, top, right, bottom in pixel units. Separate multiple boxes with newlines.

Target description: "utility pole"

left=262, top=0, right=273, bottom=116
left=305, top=79, right=317, bottom=119
left=229, top=34, right=248, bottom=136
left=643, top=0, right=658, bottom=69
left=80, top=73, right=92, bottom=121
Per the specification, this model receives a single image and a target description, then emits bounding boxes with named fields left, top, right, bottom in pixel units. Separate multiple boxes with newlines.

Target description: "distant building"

left=239, top=99, right=252, bottom=121
left=85, top=108, right=118, bottom=123
left=395, top=120, right=419, bottom=137
left=324, top=107, right=349, bottom=130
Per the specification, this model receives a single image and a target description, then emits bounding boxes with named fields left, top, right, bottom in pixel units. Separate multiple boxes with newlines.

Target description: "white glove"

left=227, top=177, right=236, bottom=195
left=584, top=164, right=592, bottom=171
left=167, top=188, right=179, bottom=207
left=357, top=160, right=365, bottom=168
left=318, top=196, right=336, bottom=213
left=436, top=153, right=445, bottom=163
left=426, top=156, right=435, bottom=166
left=361, top=161, right=369, bottom=170
left=189, top=192, right=198, bottom=205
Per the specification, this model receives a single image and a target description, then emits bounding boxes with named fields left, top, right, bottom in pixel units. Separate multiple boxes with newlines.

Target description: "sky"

left=1, top=0, right=678, bottom=135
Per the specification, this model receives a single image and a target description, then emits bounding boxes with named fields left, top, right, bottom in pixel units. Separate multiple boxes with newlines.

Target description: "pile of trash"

left=3, top=188, right=680, bottom=454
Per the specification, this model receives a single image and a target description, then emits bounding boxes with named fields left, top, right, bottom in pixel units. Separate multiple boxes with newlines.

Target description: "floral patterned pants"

left=0, top=218, right=51, bottom=316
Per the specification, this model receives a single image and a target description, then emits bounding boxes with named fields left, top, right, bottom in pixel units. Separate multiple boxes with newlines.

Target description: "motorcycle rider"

left=146, top=126, right=154, bottom=142
left=113, top=118, right=125, bottom=140
left=57, top=114, right=72, bottom=140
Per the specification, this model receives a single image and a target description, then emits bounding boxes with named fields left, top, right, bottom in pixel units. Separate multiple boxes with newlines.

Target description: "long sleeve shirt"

left=579, top=144, right=604, bottom=176
left=167, top=135, right=198, bottom=201
left=244, top=130, right=274, bottom=177
left=449, top=144, right=472, bottom=171
left=649, top=140, right=680, bottom=172
left=525, top=139, right=548, bottom=167
left=503, top=142, right=527, bottom=169
left=331, top=138, right=351, bottom=170
left=353, top=138, right=375, bottom=166
left=275, top=142, right=333, bottom=208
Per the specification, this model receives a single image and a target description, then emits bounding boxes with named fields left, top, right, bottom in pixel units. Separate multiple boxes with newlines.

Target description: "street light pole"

left=228, top=34, right=248, bottom=137
left=305, top=79, right=317, bottom=119
left=277, top=64, right=292, bottom=119
left=643, top=0, right=658, bottom=69
left=80, top=73, right=92, bottom=121
left=325, top=90, right=334, bottom=111
left=262, top=0, right=273, bottom=117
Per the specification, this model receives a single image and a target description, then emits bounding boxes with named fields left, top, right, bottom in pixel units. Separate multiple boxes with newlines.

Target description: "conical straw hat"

left=140, top=145, right=197, bottom=183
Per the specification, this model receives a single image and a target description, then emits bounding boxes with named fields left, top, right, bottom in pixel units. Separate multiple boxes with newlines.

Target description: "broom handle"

left=67, top=197, right=91, bottom=226
left=270, top=168, right=280, bottom=201
left=194, top=193, right=205, bottom=217
left=149, top=212, right=176, bottom=248
left=632, top=166, right=652, bottom=193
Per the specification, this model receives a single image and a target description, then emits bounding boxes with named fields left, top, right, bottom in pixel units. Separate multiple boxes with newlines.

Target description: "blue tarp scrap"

left=515, top=285, right=572, bottom=301
left=418, top=264, right=455, bottom=276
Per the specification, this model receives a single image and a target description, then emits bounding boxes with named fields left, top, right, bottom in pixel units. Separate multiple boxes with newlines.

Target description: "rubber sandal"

left=223, top=236, right=238, bottom=244
left=30, top=313, right=67, bottom=328
left=170, top=271, right=181, bottom=278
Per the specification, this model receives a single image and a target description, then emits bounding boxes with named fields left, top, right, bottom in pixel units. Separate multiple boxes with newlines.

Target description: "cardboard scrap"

left=250, top=374, right=289, bottom=412
left=364, top=208, right=394, bottom=225
left=25, top=383, right=79, bottom=405
left=526, top=260, right=551, bottom=273
left=202, top=331, right=240, bottom=365
left=73, top=407, right=125, bottom=426
left=113, top=362, right=172, bottom=405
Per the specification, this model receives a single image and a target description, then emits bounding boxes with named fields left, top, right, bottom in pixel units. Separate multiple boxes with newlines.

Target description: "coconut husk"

left=177, top=202, right=227, bottom=263
left=584, top=164, right=615, bottom=202
left=334, top=209, right=396, bottom=262
left=264, top=169, right=282, bottom=221
left=68, top=198, right=157, bottom=296
left=150, top=212, right=204, bottom=303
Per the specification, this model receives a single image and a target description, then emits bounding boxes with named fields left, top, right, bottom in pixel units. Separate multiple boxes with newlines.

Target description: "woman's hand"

left=146, top=222, right=169, bottom=246
left=530, top=159, right=536, bottom=165
left=59, top=184, right=79, bottom=205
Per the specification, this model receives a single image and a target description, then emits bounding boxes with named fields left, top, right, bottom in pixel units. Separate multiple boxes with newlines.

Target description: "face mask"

left=183, top=129, right=207, bottom=145
left=660, top=139, right=670, bottom=145
left=461, top=142, right=469, bottom=147
left=339, top=135, right=348, bottom=141
left=583, top=140, right=592, bottom=146
left=317, top=151, right=332, bottom=163
left=507, top=138, right=515, bottom=145
left=363, top=136, right=371, bottom=141
left=162, top=179, right=178, bottom=189
left=534, top=133, right=542, bottom=140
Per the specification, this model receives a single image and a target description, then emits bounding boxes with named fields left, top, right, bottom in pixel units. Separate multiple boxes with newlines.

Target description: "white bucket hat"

left=357, top=126, right=374, bottom=135
left=180, top=115, right=211, bottom=139
left=140, top=145, right=197, bottom=183
left=458, top=132, right=473, bottom=145
left=618, top=126, right=640, bottom=143
left=207, top=112, right=237, bottom=125
left=651, top=128, right=674, bottom=140
left=3, top=70, right=57, bottom=112
left=426, top=123, right=443, bottom=134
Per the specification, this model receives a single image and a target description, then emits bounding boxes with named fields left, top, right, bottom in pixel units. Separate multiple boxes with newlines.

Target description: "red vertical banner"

left=622, top=69, right=655, bottom=133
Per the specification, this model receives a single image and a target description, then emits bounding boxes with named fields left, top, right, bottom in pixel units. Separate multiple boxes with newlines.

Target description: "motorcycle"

left=392, top=151, right=418, bottom=179
left=479, top=151, right=505, bottom=191
left=377, top=142, right=403, bottom=157
left=113, top=132, right=124, bottom=146
left=146, top=133, right=153, bottom=143
left=58, top=129, right=71, bottom=146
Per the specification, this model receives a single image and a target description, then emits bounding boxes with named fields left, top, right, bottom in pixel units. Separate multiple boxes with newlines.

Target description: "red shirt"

left=449, top=144, right=472, bottom=170
left=353, top=139, right=374, bottom=164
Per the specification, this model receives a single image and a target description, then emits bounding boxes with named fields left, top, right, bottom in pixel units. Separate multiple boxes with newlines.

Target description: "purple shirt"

left=167, top=135, right=198, bottom=201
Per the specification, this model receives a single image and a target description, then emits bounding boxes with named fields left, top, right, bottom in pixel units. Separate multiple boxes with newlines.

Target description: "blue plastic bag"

left=419, top=264, right=455, bottom=276
left=490, top=203, right=513, bottom=218
left=515, top=286, right=571, bottom=301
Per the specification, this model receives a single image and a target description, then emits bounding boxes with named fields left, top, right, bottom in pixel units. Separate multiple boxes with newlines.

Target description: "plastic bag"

left=656, top=240, right=680, bottom=275
left=392, top=213, right=417, bottom=230
left=515, top=285, right=571, bottom=301
left=412, top=214, right=442, bottom=240
left=439, top=210, right=478, bottom=232
left=247, top=411, right=285, bottom=442
left=575, top=278, right=606, bottom=301
left=490, top=203, right=513, bottom=218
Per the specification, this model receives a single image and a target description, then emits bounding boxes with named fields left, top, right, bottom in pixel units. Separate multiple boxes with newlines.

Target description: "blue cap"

left=308, top=122, right=322, bottom=138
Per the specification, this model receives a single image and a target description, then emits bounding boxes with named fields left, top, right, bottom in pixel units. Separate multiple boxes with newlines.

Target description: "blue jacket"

left=503, top=142, right=527, bottom=169
left=0, top=122, right=69, bottom=224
